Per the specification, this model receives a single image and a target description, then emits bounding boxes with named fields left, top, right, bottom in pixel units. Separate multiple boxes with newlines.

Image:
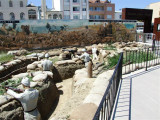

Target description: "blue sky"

left=28, top=0, right=160, bottom=11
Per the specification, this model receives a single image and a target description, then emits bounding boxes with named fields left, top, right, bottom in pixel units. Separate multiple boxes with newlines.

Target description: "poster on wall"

left=157, top=24, right=160, bottom=31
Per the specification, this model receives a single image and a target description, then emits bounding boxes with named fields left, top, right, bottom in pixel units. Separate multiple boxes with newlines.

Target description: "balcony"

left=73, top=11, right=80, bottom=13
left=90, top=11, right=105, bottom=15
left=73, top=0, right=80, bottom=5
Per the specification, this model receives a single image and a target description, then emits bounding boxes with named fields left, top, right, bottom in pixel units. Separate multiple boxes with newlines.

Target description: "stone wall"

left=37, top=81, right=59, bottom=120
left=0, top=58, right=34, bottom=82
left=53, top=60, right=85, bottom=82
left=0, top=99, right=24, bottom=120
left=0, top=76, right=59, bottom=120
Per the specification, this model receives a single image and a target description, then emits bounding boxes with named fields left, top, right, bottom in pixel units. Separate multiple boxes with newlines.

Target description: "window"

left=119, top=15, right=122, bottom=19
left=20, top=1, right=23, bottom=7
left=82, top=8, right=86, bottom=11
left=73, top=7, right=80, bottom=11
left=107, top=7, right=112, bottom=11
left=20, top=12, right=25, bottom=20
left=64, top=15, right=70, bottom=19
left=10, top=12, right=15, bottom=20
left=59, top=14, right=62, bottom=19
left=28, top=9, right=37, bottom=20
left=157, top=24, right=160, bottom=31
left=89, top=15, right=94, bottom=19
left=64, top=6, right=70, bottom=11
left=0, top=12, right=3, bottom=20
left=95, top=15, right=101, bottom=19
left=95, top=7, right=103, bottom=11
left=9, top=1, right=13, bottom=7
left=48, top=14, right=52, bottom=19
left=73, top=15, right=79, bottom=19
left=95, top=0, right=100, bottom=3
left=64, top=0, right=70, bottom=2
left=0, top=1, right=1, bottom=7
left=53, top=14, right=58, bottom=19
left=83, top=0, right=86, bottom=2
left=89, top=7, right=93, bottom=11
left=107, top=15, right=112, bottom=19
left=73, top=0, right=79, bottom=3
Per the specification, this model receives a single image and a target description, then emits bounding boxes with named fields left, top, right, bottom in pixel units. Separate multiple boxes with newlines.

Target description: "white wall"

left=0, top=0, right=28, bottom=20
left=41, top=0, right=47, bottom=19
left=63, top=0, right=89, bottom=19
left=53, top=0, right=63, bottom=11
left=115, top=11, right=122, bottom=20
left=145, top=2, right=160, bottom=23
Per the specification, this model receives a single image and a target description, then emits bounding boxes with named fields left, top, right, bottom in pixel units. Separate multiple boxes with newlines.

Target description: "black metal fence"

left=93, top=45, right=160, bottom=120
left=123, top=46, right=160, bottom=74
left=93, top=53, right=123, bottom=120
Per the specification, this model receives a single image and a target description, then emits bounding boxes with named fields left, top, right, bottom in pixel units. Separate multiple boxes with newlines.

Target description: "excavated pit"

left=0, top=56, right=85, bottom=120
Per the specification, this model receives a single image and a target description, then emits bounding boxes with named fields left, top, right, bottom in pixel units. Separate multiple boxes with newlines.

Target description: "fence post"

left=146, top=48, right=149, bottom=71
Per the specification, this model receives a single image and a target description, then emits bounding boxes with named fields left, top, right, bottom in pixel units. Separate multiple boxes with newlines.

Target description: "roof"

left=89, top=0, right=111, bottom=4
left=149, top=1, right=160, bottom=5
left=26, top=4, right=36, bottom=7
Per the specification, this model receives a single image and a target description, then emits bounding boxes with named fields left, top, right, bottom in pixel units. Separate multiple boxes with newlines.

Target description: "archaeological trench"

left=0, top=42, right=150, bottom=120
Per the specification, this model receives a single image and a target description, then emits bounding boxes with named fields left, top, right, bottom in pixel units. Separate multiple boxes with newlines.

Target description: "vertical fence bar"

left=101, top=105, right=103, bottom=120
left=135, top=50, right=137, bottom=70
left=144, top=48, right=147, bottom=68
left=154, top=46, right=156, bottom=65
left=158, top=47, right=160, bottom=64
left=125, top=51, right=127, bottom=74
left=129, top=51, right=131, bottom=72
left=156, top=47, right=158, bottom=65
left=146, top=48, right=149, bottom=71
left=132, top=50, right=134, bottom=71
left=152, top=48, right=154, bottom=66
left=138, top=49, right=140, bottom=69
left=149, top=49, right=152, bottom=67
left=104, top=100, right=106, bottom=120
left=141, top=49, right=143, bottom=68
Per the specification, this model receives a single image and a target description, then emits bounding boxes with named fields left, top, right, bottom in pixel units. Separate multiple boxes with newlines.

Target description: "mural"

left=0, top=20, right=136, bottom=50
left=0, top=20, right=136, bottom=33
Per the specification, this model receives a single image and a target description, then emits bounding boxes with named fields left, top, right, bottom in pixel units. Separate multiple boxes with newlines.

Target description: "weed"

left=50, top=56, right=59, bottom=64
left=0, top=52, right=14, bottom=63
left=104, top=44, right=116, bottom=50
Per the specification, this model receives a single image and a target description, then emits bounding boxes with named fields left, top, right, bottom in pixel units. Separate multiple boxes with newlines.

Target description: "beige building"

left=0, top=0, right=38, bottom=20
left=145, top=2, right=160, bottom=23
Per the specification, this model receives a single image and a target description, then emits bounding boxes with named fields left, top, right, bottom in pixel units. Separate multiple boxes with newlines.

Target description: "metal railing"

left=123, top=47, right=160, bottom=74
left=93, top=53, right=123, bottom=120
left=93, top=46, right=160, bottom=120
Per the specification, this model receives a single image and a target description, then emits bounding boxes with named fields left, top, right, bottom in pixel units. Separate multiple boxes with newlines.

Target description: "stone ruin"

left=0, top=47, right=85, bottom=119
left=0, top=41, right=147, bottom=119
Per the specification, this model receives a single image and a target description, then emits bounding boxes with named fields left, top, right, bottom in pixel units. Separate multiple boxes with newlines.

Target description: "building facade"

left=145, top=2, right=160, bottom=23
left=115, top=11, right=122, bottom=20
left=153, top=18, right=160, bottom=40
left=63, top=0, right=89, bottom=19
left=89, top=0, right=115, bottom=20
left=41, top=0, right=63, bottom=20
left=122, top=8, right=153, bottom=33
left=0, top=0, right=38, bottom=20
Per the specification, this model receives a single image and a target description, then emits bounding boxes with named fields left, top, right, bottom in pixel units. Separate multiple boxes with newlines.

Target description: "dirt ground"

left=48, top=78, right=73, bottom=120
left=48, top=77, right=96, bottom=120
